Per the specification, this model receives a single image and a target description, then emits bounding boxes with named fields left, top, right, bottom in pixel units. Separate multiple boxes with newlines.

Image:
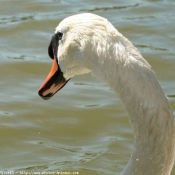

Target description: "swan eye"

left=57, top=32, right=63, bottom=40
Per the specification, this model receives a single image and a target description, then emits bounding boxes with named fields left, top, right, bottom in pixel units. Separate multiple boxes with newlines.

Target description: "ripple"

left=83, top=104, right=100, bottom=108
left=167, top=94, right=175, bottom=98
left=7, top=55, right=36, bottom=60
left=125, top=15, right=155, bottom=20
left=136, top=44, right=168, bottom=51
left=15, top=164, right=48, bottom=172
left=80, top=3, right=140, bottom=12
left=0, top=15, right=34, bottom=25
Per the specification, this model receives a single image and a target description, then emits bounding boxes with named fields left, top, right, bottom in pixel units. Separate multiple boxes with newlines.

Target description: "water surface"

left=0, top=0, right=175, bottom=174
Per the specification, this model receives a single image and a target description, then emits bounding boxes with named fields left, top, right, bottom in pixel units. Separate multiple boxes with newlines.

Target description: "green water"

left=0, top=0, right=175, bottom=174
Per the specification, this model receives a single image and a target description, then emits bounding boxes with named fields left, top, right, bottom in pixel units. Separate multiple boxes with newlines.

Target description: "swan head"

left=38, top=13, right=116, bottom=100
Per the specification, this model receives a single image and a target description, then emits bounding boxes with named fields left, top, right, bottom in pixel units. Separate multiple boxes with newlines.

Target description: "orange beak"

left=38, top=54, right=68, bottom=100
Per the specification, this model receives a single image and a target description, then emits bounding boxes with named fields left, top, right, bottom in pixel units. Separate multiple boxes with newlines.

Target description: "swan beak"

left=38, top=56, right=68, bottom=100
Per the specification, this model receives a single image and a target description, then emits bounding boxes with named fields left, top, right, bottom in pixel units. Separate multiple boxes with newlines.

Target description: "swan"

left=38, top=13, right=175, bottom=175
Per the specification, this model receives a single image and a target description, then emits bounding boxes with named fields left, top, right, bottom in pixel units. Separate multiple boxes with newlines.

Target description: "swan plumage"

left=38, top=13, right=175, bottom=175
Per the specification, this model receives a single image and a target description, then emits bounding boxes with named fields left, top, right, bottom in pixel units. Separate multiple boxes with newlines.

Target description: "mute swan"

left=38, top=13, right=175, bottom=175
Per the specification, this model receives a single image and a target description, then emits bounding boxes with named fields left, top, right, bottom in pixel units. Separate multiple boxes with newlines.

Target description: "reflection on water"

left=0, top=0, right=175, bottom=174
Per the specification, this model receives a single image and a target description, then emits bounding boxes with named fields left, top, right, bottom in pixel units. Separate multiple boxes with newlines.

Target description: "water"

left=0, top=0, right=175, bottom=174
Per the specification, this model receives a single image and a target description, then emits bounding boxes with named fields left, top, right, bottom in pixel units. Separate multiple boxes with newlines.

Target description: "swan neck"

left=90, top=44, right=175, bottom=175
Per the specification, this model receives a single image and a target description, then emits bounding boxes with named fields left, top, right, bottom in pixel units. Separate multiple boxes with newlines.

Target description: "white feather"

left=55, top=13, right=175, bottom=175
